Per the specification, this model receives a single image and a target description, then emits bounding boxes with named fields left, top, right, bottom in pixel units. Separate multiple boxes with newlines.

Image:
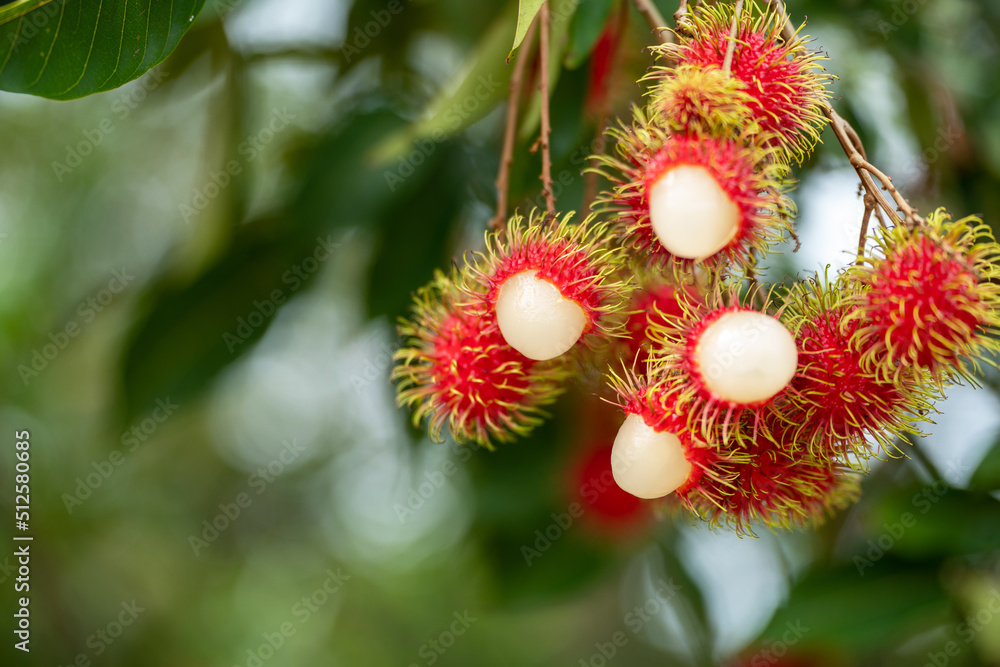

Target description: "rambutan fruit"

left=592, top=107, right=793, bottom=273
left=653, top=0, right=832, bottom=165
left=607, top=370, right=736, bottom=501
left=645, top=287, right=799, bottom=442
left=778, top=277, right=940, bottom=465
left=623, top=280, right=701, bottom=366
left=684, top=417, right=862, bottom=534
left=393, top=270, right=566, bottom=448
left=642, top=63, right=758, bottom=136
left=846, top=209, right=1000, bottom=385
left=463, top=210, right=633, bottom=361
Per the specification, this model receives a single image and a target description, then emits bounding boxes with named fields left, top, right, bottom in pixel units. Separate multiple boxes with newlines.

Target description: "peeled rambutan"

left=592, top=107, right=792, bottom=273
left=463, top=210, right=632, bottom=361
left=645, top=286, right=799, bottom=442
left=607, top=370, right=736, bottom=501
left=393, top=270, right=566, bottom=447
left=847, top=209, right=1000, bottom=384
left=655, top=0, right=832, bottom=164
left=779, top=277, right=940, bottom=465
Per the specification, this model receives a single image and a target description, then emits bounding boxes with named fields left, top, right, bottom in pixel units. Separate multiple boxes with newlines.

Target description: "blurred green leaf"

left=372, top=6, right=517, bottom=162
left=564, top=0, right=615, bottom=69
left=510, top=0, right=544, bottom=58
left=758, top=564, right=953, bottom=653
left=968, top=440, right=1000, bottom=492
left=0, top=0, right=206, bottom=99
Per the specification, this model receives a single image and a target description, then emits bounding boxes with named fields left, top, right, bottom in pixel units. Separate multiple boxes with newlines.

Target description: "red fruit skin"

left=624, top=284, right=694, bottom=365
left=429, top=311, right=537, bottom=434
left=864, top=235, right=982, bottom=372
left=678, top=22, right=827, bottom=158
left=789, top=311, right=904, bottom=454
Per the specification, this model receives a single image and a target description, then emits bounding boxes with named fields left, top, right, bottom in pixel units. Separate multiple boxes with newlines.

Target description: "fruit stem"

left=721, top=0, right=744, bottom=76
left=491, top=18, right=537, bottom=230
left=855, top=196, right=874, bottom=265
left=632, top=0, right=672, bottom=46
left=538, top=2, right=557, bottom=215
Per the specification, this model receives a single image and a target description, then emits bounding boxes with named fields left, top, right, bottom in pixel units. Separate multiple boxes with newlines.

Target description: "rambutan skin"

left=846, top=209, right=1000, bottom=384
left=653, top=0, right=833, bottom=164
left=778, top=277, right=940, bottom=466
left=591, top=108, right=793, bottom=274
left=463, top=210, right=634, bottom=347
left=393, top=271, right=566, bottom=448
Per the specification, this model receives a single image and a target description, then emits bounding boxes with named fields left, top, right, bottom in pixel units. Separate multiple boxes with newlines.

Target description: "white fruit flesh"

left=611, top=414, right=693, bottom=499
left=648, top=164, right=741, bottom=260
left=695, top=310, right=798, bottom=405
left=495, top=270, right=587, bottom=361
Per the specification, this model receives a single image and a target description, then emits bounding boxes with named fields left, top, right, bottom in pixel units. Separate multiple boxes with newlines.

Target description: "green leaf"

left=0, top=0, right=206, bottom=100
left=969, top=438, right=1000, bottom=492
left=509, top=0, right=544, bottom=59
left=564, top=0, right=615, bottom=69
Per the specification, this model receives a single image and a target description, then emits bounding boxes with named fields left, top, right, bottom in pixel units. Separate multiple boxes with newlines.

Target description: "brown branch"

left=721, top=0, right=744, bottom=75
left=632, top=0, right=672, bottom=45
left=856, top=196, right=874, bottom=265
left=491, top=20, right=537, bottom=230
left=538, top=1, right=556, bottom=215
left=674, top=0, right=689, bottom=24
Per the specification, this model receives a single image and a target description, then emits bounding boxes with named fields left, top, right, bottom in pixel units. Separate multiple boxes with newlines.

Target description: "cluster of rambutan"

left=392, top=0, right=1000, bottom=534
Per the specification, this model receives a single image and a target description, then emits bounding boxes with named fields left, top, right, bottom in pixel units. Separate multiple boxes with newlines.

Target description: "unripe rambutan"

left=778, top=277, right=940, bottom=465
left=463, top=211, right=633, bottom=361
left=846, top=209, right=1000, bottom=385
left=654, top=0, right=832, bottom=164
left=592, top=107, right=793, bottom=273
left=393, top=270, right=566, bottom=447
left=645, top=286, right=799, bottom=442
left=642, top=64, right=758, bottom=136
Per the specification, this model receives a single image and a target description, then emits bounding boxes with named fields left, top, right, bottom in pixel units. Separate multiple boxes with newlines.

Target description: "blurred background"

left=1, top=0, right=1000, bottom=665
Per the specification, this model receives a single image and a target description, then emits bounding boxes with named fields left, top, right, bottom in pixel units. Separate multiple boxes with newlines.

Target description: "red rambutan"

left=393, top=270, right=566, bottom=447
left=778, top=277, right=940, bottom=466
left=847, top=209, right=1000, bottom=384
left=654, top=0, right=832, bottom=164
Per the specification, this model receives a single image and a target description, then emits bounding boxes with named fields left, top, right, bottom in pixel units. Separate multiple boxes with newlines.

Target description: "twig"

left=856, top=196, right=874, bottom=265
left=491, top=20, right=537, bottom=229
left=631, top=0, right=672, bottom=45
left=674, top=0, right=689, bottom=24
left=721, top=0, right=744, bottom=75
left=538, top=2, right=556, bottom=215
